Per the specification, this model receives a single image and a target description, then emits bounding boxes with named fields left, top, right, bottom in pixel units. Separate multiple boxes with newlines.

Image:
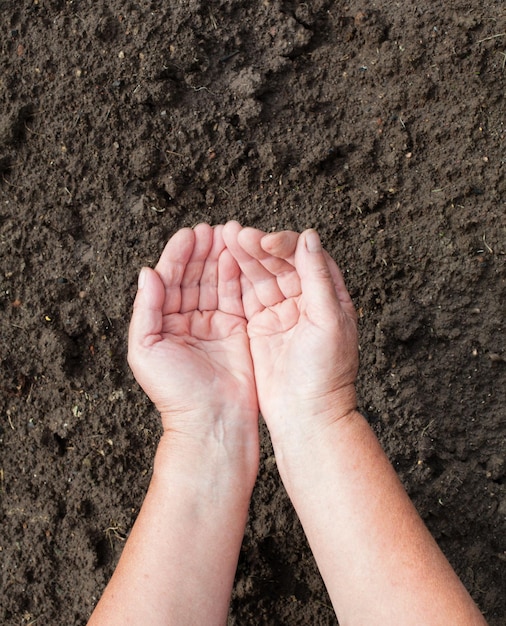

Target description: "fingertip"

left=303, top=229, right=322, bottom=253
left=130, top=267, right=165, bottom=347
left=134, top=267, right=163, bottom=307
left=191, top=222, right=214, bottom=255
left=174, top=226, right=195, bottom=242
left=137, top=267, right=147, bottom=290
left=293, top=230, right=341, bottom=321
left=222, top=220, right=241, bottom=246
left=223, top=219, right=242, bottom=234
left=208, top=224, right=227, bottom=260
left=261, top=230, right=299, bottom=259
left=213, top=223, right=224, bottom=238
left=155, top=227, right=195, bottom=275
left=260, top=231, right=278, bottom=251
left=193, top=223, right=214, bottom=251
left=193, top=222, right=212, bottom=233
left=238, top=225, right=263, bottom=242
left=295, top=229, right=328, bottom=274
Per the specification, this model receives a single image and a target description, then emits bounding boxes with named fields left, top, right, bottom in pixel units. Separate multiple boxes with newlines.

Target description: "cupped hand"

left=223, top=222, right=359, bottom=444
left=128, top=224, right=259, bottom=445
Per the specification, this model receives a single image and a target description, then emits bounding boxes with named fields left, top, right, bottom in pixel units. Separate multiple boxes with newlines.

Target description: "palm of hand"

left=247, top=298, right=332, bottom=411
left=147, top=309, right=256, bottom=428
left=248, top=296, right=357, bottom=443
left=221, top=223, right=359, bottom=434
left=128, top=224, right=259, bottom=436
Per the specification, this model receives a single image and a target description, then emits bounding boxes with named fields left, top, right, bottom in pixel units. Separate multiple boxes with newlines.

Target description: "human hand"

left=223, top=222, right=358, bottom=445
left=128, top=224, right=259, bottom=454
left=90, top=225, right=260, bottom=626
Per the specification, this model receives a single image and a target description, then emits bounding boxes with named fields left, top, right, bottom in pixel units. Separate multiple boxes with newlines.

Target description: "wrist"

left=153, top=415, right=260, bottom=496
left=270, top=408, right=364, bottom=488
left=264, top=384, right=358, bottom=451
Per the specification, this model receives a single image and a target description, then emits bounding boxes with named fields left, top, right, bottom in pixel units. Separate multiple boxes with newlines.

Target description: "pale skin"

left=88, top=224, right=259, bottom=625
left=88, top=221, right=487, bottom=626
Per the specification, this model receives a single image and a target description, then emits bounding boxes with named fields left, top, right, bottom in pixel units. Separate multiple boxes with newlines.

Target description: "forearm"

left=88, top=431, right=257, bottom=626
left=273, top=410, right=487, bottom=626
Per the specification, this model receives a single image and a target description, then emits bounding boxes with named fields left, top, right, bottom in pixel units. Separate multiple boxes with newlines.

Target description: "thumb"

left=128, top=267, right=165, bottom=350
left=295, top=230, right=341, bottom=325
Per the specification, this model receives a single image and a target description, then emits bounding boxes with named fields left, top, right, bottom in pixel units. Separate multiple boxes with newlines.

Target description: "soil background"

left=1, top=1, right=505, bottom=624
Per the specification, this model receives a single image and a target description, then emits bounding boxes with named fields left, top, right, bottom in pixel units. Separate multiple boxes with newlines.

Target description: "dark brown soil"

left=1, top=1, right=505, bottom=624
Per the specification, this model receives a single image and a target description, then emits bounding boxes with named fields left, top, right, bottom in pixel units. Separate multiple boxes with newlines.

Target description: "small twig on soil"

left=477, top=33, right=506, bottom=43
left=105, top=526, right=126, bottom=539
left=187, top=83, right=218, bottom=96
left=219, top=50, right=240, bottom=63
left=24, top=122, right=46, bottom=138
left=164, top=149, right=187, bottom=160
left=105, top=525, right=127, bottom=550
left=2, top=175, right=23, bottom=189
left=482, top=234, right=494, bottom=254
left=10, top=323, right=26, bottom=331
left=209, top=10, right=218, bottom=30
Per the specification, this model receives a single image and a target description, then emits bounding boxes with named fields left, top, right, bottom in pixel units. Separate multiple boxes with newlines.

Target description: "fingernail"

left=305, top=230, right=322, bottom=252
left=138, top=268, right=146, bottom=289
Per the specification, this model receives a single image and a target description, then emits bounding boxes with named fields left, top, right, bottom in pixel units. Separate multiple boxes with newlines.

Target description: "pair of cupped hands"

left=128, top=221, right=358, bottom=460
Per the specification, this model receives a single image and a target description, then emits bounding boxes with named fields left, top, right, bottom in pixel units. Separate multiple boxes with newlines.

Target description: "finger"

left=262, top=230, right=336, bottom=274
left=327, top=260, right=357, bottom=321
left=295, top=229, right=343, bottom=326
left=198, top=225, right=225, bottom=311
left=240, top=273, right=264, bottom=320
left=263, top=228, right=355, bottom=319
left=239, top=227, right=295, bottom=274
left=180, top=223, right=214, bottom=313
left=128, top=267, right=165, bottom=351
left=238, top=228, right=301, bottom=298
left=261, top=230, right=299, bottom=261
left=223, top=220, right=285, bottom=307
left=154, top=228, right=195, bottom=315
left=217, top=248, right=245, bottom=317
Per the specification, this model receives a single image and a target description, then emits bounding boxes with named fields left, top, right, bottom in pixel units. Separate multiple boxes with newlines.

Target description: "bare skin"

left=89, top=221, right=487, bottom=626
left=223, top=221, right=487, bottom=626
left=88, top=224, right=259, bottom=625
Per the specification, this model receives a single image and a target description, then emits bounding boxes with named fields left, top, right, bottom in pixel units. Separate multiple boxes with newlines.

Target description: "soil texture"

left=1, top=1, right=505, bottom=624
